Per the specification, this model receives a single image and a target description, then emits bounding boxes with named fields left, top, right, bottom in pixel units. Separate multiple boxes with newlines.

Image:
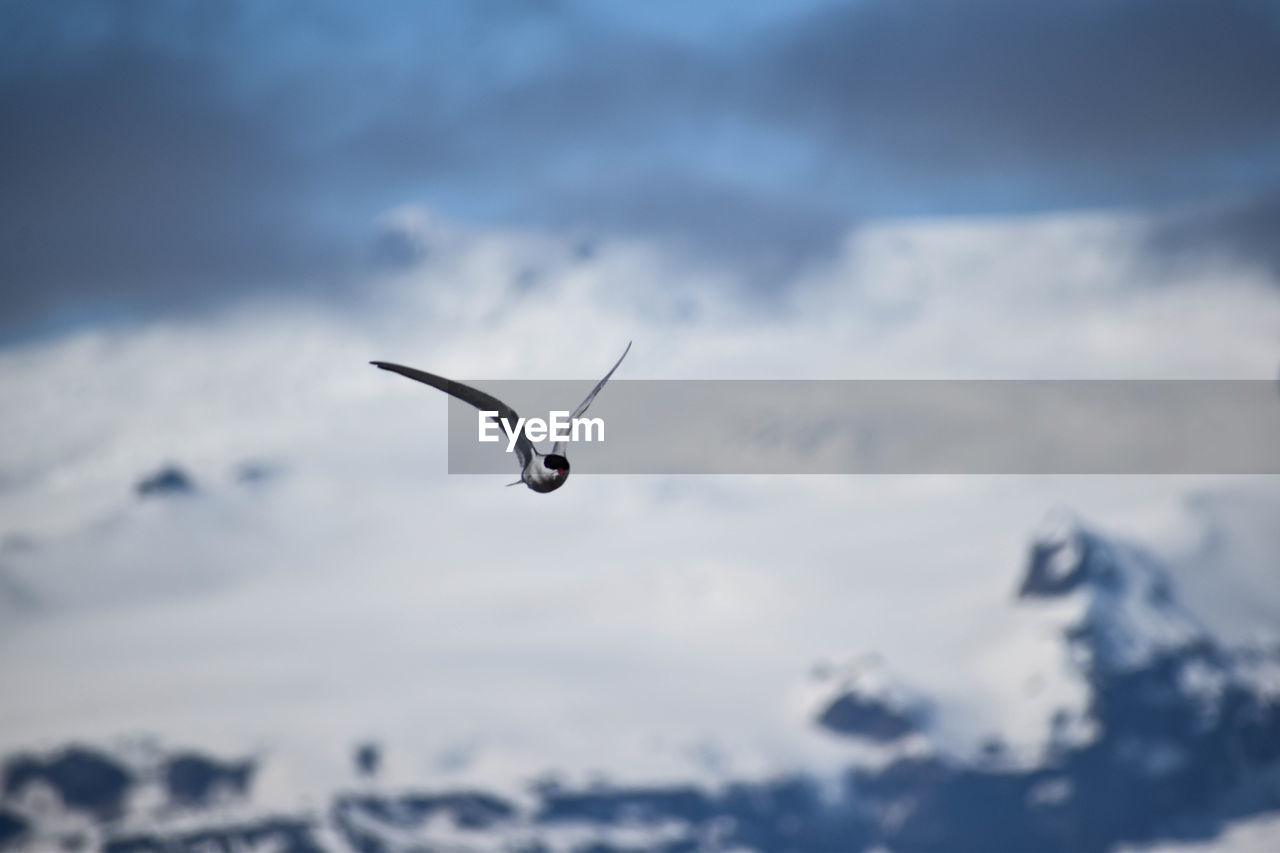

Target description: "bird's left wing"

left=371, top=361, right=534, bottom=470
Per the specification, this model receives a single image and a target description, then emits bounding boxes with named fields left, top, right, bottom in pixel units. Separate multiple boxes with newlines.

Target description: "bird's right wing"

left=371, top=361, right=534, bottom=470
left=551, top=341, right=631, bottom=457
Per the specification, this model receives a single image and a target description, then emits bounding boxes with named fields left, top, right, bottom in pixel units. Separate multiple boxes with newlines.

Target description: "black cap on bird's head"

left=544, top=454, right=570, bottom=475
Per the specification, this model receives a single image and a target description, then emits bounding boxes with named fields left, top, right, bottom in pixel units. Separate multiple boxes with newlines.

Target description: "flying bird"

left=371, top=342, right=631, bottom=493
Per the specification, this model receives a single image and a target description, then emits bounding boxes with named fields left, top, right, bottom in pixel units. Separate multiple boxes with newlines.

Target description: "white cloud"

left=0, top=205, right=1278, bottom=801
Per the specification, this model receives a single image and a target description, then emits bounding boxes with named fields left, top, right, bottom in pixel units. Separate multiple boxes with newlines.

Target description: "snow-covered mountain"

left=3, top=515, right=1277, bottom=852
left=1, top=205, right=1278, bottom=851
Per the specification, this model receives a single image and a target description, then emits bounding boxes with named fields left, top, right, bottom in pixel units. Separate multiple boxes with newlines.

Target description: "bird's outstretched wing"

left=371, top=361, right=534, bottom=470
left=551, top=341, right=631, bottom=457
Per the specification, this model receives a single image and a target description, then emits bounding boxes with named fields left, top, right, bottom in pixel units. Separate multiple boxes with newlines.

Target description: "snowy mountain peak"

left=134, top=465, right=197, bottom=499
left=809, top=655, right=930, bottom=745
left=1020, top=517, right=1206, bottom=677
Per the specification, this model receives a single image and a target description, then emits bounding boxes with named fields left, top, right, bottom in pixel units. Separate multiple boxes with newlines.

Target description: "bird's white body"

left=372, top=342, right=631, bottom=493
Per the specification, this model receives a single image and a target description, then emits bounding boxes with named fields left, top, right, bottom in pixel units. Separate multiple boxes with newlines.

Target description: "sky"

left=3, top=0, right=1280, bottom=339
left=2, top=0, right=1280, bottom=823
left=3, top=205, right=1280, bottom=797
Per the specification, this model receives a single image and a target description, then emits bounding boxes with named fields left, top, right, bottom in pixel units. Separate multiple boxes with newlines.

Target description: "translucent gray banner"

left=443, top=380, right=1280, bottom=474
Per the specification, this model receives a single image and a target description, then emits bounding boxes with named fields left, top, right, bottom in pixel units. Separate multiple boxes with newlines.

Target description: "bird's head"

left=544, top=454, right=570, bottom=478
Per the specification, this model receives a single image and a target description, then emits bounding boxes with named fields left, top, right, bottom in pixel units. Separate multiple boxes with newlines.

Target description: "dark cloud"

left=523, top=171, right=850, bottom=289
left=0, top=4, right=355, bottom=339
left=330, top=0, right=1280, bottom=258
left=760, top=0, right=1280, bottom=207
left=3, top=0, right=1280, bottom=339
left=1146, top=191, right=1280, bottom=277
